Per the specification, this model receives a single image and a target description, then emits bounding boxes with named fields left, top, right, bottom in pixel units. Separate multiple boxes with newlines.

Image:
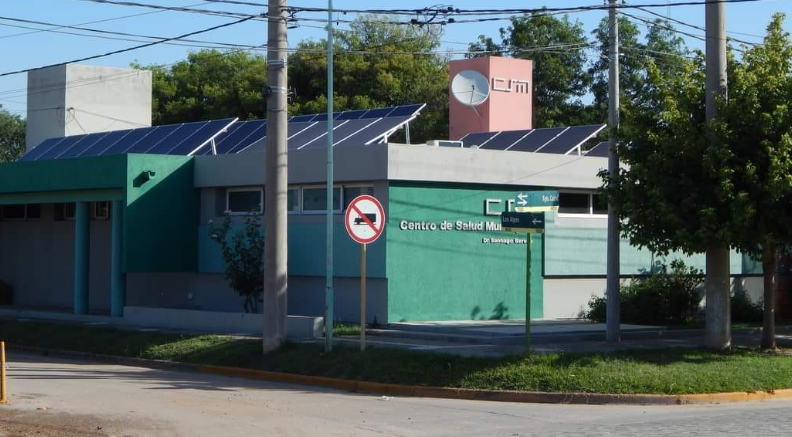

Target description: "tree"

left=288, top=16, right=449, bottom=143
left=208, top=213, right=265, bottom=313
left=134, top=50, right=268, bottom=124
left=498, top=11, right=591, bottom=127
left=0, top=107, right=25, bottom=163
left=719, top=13, right=792, bottom=350
left=588, top=18, right=688, bottom=123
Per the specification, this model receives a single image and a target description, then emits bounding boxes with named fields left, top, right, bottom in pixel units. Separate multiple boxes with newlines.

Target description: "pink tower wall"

left=448, top=57, right=533, bottom=140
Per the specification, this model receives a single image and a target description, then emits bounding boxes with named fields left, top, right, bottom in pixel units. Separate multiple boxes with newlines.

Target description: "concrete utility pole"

left=705, top=0, right=731, bottom=350
left=606, top=0, right=621, bottom=343
left=263, top=0, right=289, bottom=353
left=325, top=0, right=335, bottom=353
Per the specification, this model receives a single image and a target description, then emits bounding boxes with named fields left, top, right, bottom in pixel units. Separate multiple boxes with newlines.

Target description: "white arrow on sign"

left=517, top=193, right=528, bottom=206
left=532, top=218, right=542, bottom=226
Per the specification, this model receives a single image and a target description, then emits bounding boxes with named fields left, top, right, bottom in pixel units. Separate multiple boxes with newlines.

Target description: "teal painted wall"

left=386, top=183, right=543, bottom=322
left=124, top=154, right=198, bottom=273
left=198, top=221, right=386, bottom=278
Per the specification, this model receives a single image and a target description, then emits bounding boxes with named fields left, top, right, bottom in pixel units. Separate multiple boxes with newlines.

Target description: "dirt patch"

left=0, top=408, right=136, bottom=437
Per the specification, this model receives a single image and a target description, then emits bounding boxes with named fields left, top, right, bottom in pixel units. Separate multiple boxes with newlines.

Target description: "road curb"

left=196, top=364, right=792, bottom=405
left=9, top=345, right=792, bottom=406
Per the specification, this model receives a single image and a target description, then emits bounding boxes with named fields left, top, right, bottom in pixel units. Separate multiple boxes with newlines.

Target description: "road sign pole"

left=360, top=243, right=367, bottom=352
left=525, top=235, right=532, bottom=351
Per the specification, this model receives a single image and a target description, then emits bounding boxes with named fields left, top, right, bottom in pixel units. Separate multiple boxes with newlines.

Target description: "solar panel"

left=480, top=130, right=533, bottom=150
left=509, top=127, right=567, bottom=152
left=37, top=135, right=89, bottom=161
left=585, top=142, right=609, bottom=157
left=20, top=104, right=426, bottom=161
left=461, top=132, right=497, bottom=148
left=18, top=137, right=65, bottom=161
left=537, top=124, right=606, bottom=155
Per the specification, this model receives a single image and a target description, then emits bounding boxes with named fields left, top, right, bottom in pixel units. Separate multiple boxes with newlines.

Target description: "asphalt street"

left=1, top=353, right=791, bottom=437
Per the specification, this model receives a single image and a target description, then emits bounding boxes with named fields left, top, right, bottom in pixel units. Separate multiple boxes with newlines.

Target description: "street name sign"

left=501, top=211, right=545, bottom=234
left=514, top=190, right=559, bottom=213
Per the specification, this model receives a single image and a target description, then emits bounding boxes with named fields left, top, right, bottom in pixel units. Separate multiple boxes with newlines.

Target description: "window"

left=288, top=188, right=300, bottom=213
left=343, top=186, right=374, bottom=210
left=93, top=202, right=109, bottom=220
left=302, top=186, right=341, bottom=213
left=26, top=204, right=41, bottom=220
left=558, top=191, right=607, bottom=216
left=1, top=205, right=25, bottom=220
left=592, top=194, right=608, bottom=215
left=63, top=203, right=76, bottom=220
left=227, top=188, right=263, bottom=215
left=559, top=193, right=590, bottom=214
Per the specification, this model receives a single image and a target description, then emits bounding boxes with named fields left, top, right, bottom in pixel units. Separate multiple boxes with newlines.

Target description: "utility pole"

left=705, top=0, right=731, bottom=350
left=324, top=0, right=335, bottom=353
left=263, top=0, right=289, bottom=353
left=606, top=0, right=621, bottom=343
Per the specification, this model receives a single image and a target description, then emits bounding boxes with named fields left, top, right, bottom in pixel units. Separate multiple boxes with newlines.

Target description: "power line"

left=0, top=15, right=260, bottom=78
left=67, top=0, right=257, bottom=19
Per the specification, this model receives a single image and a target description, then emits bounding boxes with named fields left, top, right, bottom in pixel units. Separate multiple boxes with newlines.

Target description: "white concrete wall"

left=26, top=64, right=152, bottom=151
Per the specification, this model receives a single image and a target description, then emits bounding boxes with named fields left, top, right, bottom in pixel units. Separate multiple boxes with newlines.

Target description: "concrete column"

left=110, top=200, right=125, bottom=317
left=73, top=202, right=90, bottom=315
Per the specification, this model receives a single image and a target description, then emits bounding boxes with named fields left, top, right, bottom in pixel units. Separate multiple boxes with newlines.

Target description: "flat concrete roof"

left=194, top=143, right=608, bottom=189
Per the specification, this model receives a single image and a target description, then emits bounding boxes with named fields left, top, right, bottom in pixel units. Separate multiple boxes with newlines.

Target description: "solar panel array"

left=584, top=142, right=609, bottom=157
left=20, top=104, right=426, bottom=162
left=460, top=124, right=606, bottom=156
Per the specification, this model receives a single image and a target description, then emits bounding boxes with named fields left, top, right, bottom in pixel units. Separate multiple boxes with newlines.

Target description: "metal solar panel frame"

left=186, top=118, right=238, bottom=156
left=333, top=118, right=383, bottom=146
left=364, top=115, right=419, bottom=145
left=296, top=120, right=351, bottom=150
left=562, top=124, right=607, bottom=155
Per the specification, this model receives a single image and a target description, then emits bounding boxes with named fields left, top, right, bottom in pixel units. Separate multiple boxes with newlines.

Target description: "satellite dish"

left=451, top=70, right=490, bottom=106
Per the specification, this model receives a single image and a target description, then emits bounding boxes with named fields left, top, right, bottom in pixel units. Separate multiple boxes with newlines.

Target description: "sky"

left=1, top=0, right=791, bottom=117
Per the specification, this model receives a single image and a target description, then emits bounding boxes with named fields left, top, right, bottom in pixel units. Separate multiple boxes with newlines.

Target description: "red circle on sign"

left=345, top=195, right=385, bottom=244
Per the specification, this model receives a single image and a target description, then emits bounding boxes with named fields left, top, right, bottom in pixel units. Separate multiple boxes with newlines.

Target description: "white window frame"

left=557, top=190, right=607, bottom=218
left=93, top=202, right=110, bottom=220
left=287, top=187, right=302, bottom=215
left=301, top=184, right=343, bottom=215
left=226, top=187, right=264, bottom=216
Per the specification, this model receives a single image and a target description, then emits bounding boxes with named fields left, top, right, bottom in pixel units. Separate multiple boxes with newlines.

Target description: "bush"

left=586, top=260, right=704, bottom=326
left=731, top=290, right=764, bottom=323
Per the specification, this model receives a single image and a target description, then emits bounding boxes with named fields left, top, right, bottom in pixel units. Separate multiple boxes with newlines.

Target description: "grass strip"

left=1, top=318, right=791, bottom=395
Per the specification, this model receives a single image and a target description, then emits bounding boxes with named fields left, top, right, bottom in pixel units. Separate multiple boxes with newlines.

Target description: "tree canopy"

left=0, top=107, right=25, bottom=163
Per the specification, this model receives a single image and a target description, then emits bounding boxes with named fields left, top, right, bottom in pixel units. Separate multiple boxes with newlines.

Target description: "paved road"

left=1, top=353, right=792, bottom=437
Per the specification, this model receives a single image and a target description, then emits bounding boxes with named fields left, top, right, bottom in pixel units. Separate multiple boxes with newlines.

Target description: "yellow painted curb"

left=198, top=364, right=792, bottom=405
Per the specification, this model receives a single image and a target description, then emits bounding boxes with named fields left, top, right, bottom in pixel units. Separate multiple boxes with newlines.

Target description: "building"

left=0, top=59, right=766, bottom=329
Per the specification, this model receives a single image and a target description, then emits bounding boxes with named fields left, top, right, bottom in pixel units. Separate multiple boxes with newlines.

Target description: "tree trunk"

left=761, top=244, right=778, bottom=351
left=706, top=246, right=731, bottom=349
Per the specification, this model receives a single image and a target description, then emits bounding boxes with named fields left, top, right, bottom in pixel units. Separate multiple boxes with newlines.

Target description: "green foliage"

left=499, top=11, right=591, bottom=127
left=587, top=260, right=703, bottom=326
left=0, top=106, right=25, bottom=162
left=3, top=318, right=792, bottom=395
left=134, top=50, right=268, bottom=124
left=208, top=214, right=264, bottom=313
left=288, top=15, right=449, bottom=143
left=731, top=290, right=764, bottom=323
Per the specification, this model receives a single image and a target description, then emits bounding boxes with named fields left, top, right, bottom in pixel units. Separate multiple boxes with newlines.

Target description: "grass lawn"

left=1, top=318, right=791, bottom=395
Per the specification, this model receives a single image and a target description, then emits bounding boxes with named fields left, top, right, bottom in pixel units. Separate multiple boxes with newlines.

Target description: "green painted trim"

left=0, top=155, right=127, bottom=193
left=0, top=189, right=124, bottom=205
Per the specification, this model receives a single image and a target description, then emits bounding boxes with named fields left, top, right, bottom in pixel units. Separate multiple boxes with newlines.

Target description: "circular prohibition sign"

left=344, top=195, right=386, bottom=245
